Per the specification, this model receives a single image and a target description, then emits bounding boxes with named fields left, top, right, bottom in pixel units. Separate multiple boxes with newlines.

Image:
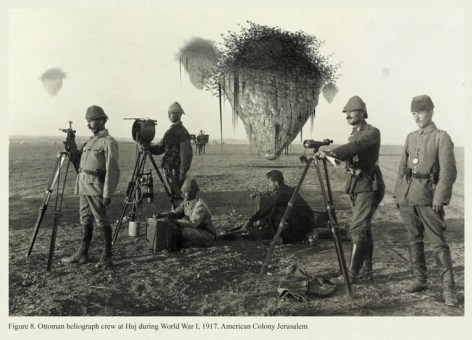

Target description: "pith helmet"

left=411, top=95, right=434, bottom=112
left=266, top=170, right=284, bottom=184
left=181, top=179, right=200, bottom=195
left=343, top=96, right=368, bottom=118
left=85, top=105, right=108, bottom=120
left=168, top=102, right=185, bottom=114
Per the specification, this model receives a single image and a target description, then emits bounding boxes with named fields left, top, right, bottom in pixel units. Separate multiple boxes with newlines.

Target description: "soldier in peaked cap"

left=315, top=95, right=385, bottom=285
left=244, top=170, right=315, bottom=244
left=146, top=102, right=193, bottom=201
left=394, top=95, right=458, bottom=307
left=62, top=105, right=120, bottom=270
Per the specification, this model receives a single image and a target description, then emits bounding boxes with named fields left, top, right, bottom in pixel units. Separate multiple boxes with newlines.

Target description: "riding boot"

left=62, top=225, right=93, bottom=264
left=436, top=249, right=458, bottom=307
left=404, top=243, right=428, bottom=293
left=331, top=240, right=366, bottom=285
left=360, top=237, right=374, bottom=281
left=95, top=226, right=113, bottom=269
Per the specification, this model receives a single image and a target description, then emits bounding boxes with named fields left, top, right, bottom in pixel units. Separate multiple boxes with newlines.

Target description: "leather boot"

left=404, top=243, right=428, bottom=293
left=436, top=249, right=458, bottom=307
left=331, top=240, right=366, bottom=285
left=62, top=225, right=93, bottom=264
left=95, top=226, right=113, bottom=269
left=360, top=237, right=373, bottom=281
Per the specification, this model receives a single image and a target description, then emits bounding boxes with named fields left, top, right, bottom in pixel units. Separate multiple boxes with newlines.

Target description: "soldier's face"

left=168, top=112, right=182, bottom=123
left=345, top=110, right=365, bottom=126
left=87, top=119, right=105, bottom=134
left=268, top=179, right=279, bottom=192
left=412, top=110, right=433, bottom=129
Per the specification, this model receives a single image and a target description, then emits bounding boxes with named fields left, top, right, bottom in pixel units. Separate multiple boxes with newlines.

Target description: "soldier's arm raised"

left=330, top=127, right=380, bottom=161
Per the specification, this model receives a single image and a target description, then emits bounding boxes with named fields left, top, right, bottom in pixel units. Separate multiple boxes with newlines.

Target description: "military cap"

left=266, top=170, right=284, bottom=183
left=411, top=95, right=434, bottom=112
left=181, top=178, right=200, bottom=195
left=168, top=101, right=185, bottom=114
left=85, top=105, right=108, bottom=120
left=343, top=96, right=368, bottom=118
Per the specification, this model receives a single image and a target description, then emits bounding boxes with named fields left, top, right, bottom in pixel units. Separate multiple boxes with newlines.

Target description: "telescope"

left=124, top=118, right=157, bottom=145
left=303, top=139, right=333, bottom=149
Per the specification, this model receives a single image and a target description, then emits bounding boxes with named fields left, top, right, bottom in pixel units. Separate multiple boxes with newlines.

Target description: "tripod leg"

left=47, top=156, right=71, bottom=271
left=258, top=156, right=313, bottom=279
left=112, top=151, right=145, bottom=245
left=26, top=153, right=65, bottom=257
left=146, top=152, right=179, bottom=208
left=112, top=199, right=132, bottom=245
left=314, top=159, right=353, bottom=298
left=47, top=212, right=60, bottom=271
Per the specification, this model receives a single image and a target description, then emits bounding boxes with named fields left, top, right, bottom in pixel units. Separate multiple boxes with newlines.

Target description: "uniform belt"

left=403, top=168, right=432, bottom=182
left=79, top=168, right=106, bottom=181
left=411, top=172, right=430, bottom=179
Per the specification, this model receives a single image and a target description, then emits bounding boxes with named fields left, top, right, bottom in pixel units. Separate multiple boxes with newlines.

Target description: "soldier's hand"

left=63, top=140, right=78, bottom=153
left=103, top=198, right=112, bottom=207
left=432, top=200, right=444, bottom=213
left=314, top=150, right=327, bottom=159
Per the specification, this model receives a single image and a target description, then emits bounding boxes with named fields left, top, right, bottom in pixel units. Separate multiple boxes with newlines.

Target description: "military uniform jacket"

left=149, top=121, right=193, bottom=172
left=331, top=121, right=384, bottom=194
left=75, top=129, right=120, bottom=199
left=394, top=122, right=456, bottom=205
left=173, top=198, right=215, bottom=234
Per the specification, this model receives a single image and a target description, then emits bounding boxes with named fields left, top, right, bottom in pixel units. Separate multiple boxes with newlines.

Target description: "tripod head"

left=125, top=118, right=157, bottom=146
left=59, top=121, right=76, bottom=148
left=303, top=139, right=333, bottom=152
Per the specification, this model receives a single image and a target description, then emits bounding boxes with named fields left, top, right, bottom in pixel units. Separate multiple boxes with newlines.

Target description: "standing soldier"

left=315, top=96, right=384, bottom=284
left=394, top=95, right=458, bottom=307
left=147, top=102, right=193, bottom=200
left=62, top=105, right=120, bottom=269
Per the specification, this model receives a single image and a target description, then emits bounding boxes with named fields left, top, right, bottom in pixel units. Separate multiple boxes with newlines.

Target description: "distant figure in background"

left=196, top=130, right=209, bottom=155
left=157, top=179, right=215, bottom=247
left=244, top=170, right=315, bottom=244
left=394, top=95, right=458, bottom=307
left=146, top=102, right=193, bottom=200
left=62, top=105, right=120, bottom=269
left=315, top=96, right=384, bottom=284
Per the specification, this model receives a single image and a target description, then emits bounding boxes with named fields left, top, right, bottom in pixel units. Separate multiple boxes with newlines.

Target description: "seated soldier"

left=157, top=178, right=215, bottom=248
left=244, top=170, right=315, bottom=244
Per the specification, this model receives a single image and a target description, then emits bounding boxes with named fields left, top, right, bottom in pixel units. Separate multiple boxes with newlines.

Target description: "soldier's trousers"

left=181, top=227, right=215, bottom=247
left=398, top=204, right=450, bottom=252
left=349, top=190, right=383, bottom=242
left=398, top=204, right=455, bottom=287
left=79, top=195, right=111, bottom=229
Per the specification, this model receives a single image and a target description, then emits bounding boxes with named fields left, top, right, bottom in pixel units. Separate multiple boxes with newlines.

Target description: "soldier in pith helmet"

left=315, top=95, right=385, bottom=285
left=146, top=101, right=193, bottom=200
left=62, top=105, right=120, bottom=269
left=394, top=95, right=458, bottom=307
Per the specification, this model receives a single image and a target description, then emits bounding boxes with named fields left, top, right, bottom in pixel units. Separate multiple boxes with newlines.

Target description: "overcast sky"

left=5, top=1, right=467, bottom=147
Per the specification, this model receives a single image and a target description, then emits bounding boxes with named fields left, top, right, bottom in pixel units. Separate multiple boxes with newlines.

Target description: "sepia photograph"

left=2, top=0, right=470, bottom=339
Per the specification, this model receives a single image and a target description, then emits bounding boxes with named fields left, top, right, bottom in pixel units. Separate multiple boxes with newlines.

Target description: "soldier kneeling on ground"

left=243, top=170, right=316, bottom=244
left=157, top=178, right=215, bottom=248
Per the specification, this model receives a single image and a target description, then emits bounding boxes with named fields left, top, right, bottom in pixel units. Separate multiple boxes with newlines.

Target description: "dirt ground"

left=8, top=141, right=464, bottom=316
